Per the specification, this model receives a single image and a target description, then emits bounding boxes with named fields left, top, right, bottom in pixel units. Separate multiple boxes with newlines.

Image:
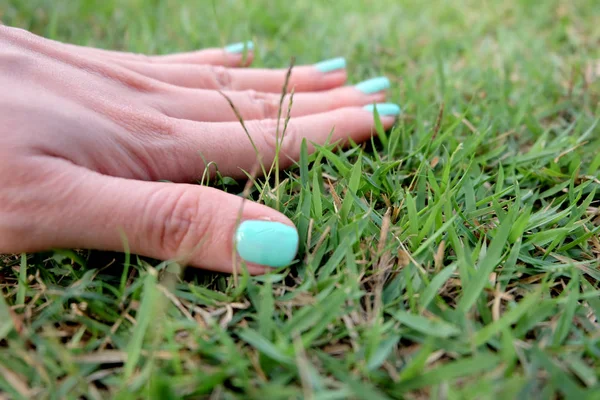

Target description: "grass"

left=1, top=0, right=600, bottom=398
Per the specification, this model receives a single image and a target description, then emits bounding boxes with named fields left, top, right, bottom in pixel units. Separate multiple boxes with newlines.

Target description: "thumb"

left=32, top=165, right=299, bottom=275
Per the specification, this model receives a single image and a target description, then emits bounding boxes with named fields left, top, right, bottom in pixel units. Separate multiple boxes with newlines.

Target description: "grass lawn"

left=2, top=0, right=600, bottom=398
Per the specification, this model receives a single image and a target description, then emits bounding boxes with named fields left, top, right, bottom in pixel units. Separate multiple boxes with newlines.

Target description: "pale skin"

left=0, top=25, right=396, bottom=274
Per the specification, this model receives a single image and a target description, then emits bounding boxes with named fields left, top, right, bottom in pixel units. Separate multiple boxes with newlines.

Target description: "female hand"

left=0, top=25, right=400, bottom=274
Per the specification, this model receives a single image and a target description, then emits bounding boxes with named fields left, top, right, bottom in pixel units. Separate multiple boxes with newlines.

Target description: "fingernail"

left=235, top=220, right=299, bottom=268
left=363, top=103, right=401, bottom=116
left=314, top=57, right=346, bottom=73
left=224, top=41, right=254, bottom=53
left=355, top=76, right=390, bottom=94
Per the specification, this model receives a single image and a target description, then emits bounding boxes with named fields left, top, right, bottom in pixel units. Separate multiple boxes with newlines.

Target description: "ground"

left=1, top=0, right=600, bottom=398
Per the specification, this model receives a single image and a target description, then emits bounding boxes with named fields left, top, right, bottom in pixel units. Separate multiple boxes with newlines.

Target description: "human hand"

left=0, top=25, right=400, bottom=274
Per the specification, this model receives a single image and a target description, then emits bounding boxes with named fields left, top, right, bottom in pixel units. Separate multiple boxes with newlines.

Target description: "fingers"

left=67, top=41, right=255, bottom=67
left=169, top=104, right=401, bottom=179
left=113, top=58, right=347, bottom=92
left=9, top=159, right=298, bottom=275
left=155, top=76, right=390, bottom=122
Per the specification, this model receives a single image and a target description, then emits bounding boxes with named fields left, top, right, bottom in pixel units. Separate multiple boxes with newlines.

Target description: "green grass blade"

left=392, top=310, right=461, bottom=338
left=458, top=208, right=516, bottom=313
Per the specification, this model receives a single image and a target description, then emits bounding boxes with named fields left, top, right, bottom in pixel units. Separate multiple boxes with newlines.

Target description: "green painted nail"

left=314, top=57, right=346, bottom=73
left=355, top=76, right=390, bottom=94
left=224, top=41, right=254, bottom=53
left=235, top=221, right=299, bottom=268
left=363, top=103, right=401, bottom=116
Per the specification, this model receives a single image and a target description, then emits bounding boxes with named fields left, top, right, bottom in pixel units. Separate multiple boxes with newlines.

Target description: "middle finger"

left=153, top=76, right=391, bottom=122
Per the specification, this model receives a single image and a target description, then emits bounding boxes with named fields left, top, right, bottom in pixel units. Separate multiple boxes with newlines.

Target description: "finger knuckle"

left=146, top=112, right=177, bottom=137
left=121, top=107, right=176, bottom=139
left=246, top=90, right=280, bottom=119
left=114, top=67, right=162, bottom=93
left=110, top=111, right=181, bottom=180
left=208, top=65, right=233, bottom=90
left=150, top=187, right=214, bottom=258
left=251, top=119, right=299, bottom=162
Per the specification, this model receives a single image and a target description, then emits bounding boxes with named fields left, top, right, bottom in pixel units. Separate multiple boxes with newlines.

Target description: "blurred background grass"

left=4, top=0, right=599, bottom=111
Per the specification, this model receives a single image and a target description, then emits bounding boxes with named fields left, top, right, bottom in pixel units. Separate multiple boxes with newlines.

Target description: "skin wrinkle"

left=245, top=90, right=281, bottom=119
left=0, top=157, right=85, bottom=251
left=148, top=185, right=202, bottom=257
left=252, top=119, right=300, bottom=169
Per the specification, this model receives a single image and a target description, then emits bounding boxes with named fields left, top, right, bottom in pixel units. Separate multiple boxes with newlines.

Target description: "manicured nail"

left=355, top=76, right=390, bottom=94
left=235, top=221, right=299, bottom=268
left=314, top=57, right=346, bottom=73
left=363, top=103, right=401, bottom=116
left=224, top=41, right=254, bottom=53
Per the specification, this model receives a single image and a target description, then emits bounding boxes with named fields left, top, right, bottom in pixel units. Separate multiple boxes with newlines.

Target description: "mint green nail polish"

left=235, top=221, right=299, bottom=268
left=224, top=41, right=254, bottom=53
left=314, top=57, right=346, bottom=73
left=355, top=76, right=390, bottom=94
left=363, top=103, right=401, bottom=116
